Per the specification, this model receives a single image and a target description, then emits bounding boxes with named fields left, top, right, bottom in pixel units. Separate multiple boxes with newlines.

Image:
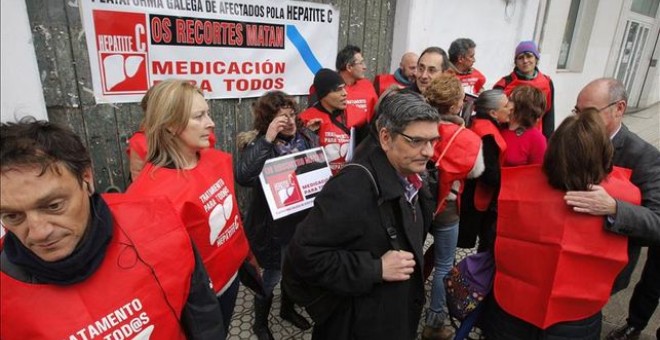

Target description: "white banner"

left=259, top=147, right=332, bottom=220
left=79, top=0, right=339, bottom=103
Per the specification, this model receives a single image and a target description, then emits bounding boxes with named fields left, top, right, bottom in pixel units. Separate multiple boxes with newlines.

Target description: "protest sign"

left=79, top=0, right=339, bottom=103
left=259, top=147, right=331, bottom=219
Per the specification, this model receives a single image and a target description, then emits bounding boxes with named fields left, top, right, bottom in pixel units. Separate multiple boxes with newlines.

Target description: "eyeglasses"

left=398, top=131, right=441, bottom=149
left=572, top=101, right=620, bottom=115
left=351, top=59, right=366, bottom=66
left=417, top=65, right=440, bottom=76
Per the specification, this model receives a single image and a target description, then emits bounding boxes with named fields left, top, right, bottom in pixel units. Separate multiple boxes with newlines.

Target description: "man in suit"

left=565, top=78, right=660, bottom=340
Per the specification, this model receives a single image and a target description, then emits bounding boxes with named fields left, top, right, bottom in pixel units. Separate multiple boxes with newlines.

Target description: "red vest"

left=494, top=70, right=553, bottom=132
left=432, top=123, right=482, bottom=214
left=345, top=79, right=378, bottom=123
left=127, top=149, right=249, bottom=293
left=127, top=131, right=148, bottom=160
left=469, top=118, right=507, bottom=211
left=1, top=194, right=193, bottom=340
left=300, top=106, right=354, bottom=174
left=373, top=73, right=406, bottom=95
left=455, top=68, right=486, bottom=95
left=495, top=165, right=641, bottom=329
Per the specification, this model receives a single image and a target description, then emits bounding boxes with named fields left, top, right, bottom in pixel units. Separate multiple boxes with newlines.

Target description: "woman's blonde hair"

left=423, top=74, right=464, bottom=115
left=143, top=79, right=204, bottom=169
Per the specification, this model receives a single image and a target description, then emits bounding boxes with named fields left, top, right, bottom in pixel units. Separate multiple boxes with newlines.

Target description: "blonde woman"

left=422, top=75, right=484, bottom=340
left=128, top=80, right=249, bottom=333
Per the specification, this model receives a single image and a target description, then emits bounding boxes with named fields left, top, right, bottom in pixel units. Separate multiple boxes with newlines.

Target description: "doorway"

left=612, top=0, right=660, bottom=107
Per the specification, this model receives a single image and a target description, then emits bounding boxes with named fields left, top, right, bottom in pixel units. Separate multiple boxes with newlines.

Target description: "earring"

left=85, top=181, right=94, bottom=196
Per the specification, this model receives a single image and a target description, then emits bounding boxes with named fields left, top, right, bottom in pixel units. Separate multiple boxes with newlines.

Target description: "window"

left=556, top=0, right=599, bottom=71
left=557, top=0, right=581, bottom=69
left=631, top=0, right=659, bottom=17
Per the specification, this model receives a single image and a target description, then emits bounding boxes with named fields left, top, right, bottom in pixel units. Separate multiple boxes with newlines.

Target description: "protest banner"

left=79, top=0, right=339, bottom=103
left=259, top=147, right=331, bottom=219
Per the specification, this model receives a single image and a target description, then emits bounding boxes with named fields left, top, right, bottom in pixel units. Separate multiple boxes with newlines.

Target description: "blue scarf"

left=394, top=68, right=413, bottom=86
left=273, top=132, right=309, bottom=155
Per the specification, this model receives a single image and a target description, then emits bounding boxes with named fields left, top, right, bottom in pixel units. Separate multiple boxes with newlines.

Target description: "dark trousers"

left=217, top=278, right=240, bottom=333
left=627, top=246, right=660, bottom=330
left=612, top=243, right=642, bottom=294
left=484, top=297, right=602, bottom=340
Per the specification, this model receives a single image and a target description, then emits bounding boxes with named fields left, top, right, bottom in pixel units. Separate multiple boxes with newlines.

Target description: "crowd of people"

left=1, top=37, right=659, bottom=340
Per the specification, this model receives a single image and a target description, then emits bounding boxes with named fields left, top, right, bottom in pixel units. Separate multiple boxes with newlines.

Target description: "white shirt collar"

left=609, top=124, right=622, bottom=140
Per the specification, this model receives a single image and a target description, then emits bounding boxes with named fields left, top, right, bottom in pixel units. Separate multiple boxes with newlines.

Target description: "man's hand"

left=564, top=184, right=617, bottom=216
left=381, top=250, right=415, bottom=282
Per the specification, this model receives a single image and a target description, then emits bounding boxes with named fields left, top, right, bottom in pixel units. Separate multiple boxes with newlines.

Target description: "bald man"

left=373, top=51, right=419, bottom=95
left=567, top=76, right=660, bottom=296
left=567, top=78, right=660, bottom=340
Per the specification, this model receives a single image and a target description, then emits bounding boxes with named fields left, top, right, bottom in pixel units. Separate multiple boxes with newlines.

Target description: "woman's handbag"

left=444, top=251, right=494, bottom=321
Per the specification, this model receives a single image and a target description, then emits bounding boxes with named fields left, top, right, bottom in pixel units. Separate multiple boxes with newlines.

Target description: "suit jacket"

left=608, top=124, right=660, bottom=244
left=609, top=124, right=660, bottom=292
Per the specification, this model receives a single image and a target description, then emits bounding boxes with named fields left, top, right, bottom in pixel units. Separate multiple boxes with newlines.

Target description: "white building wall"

left=541, top=1, right=627, bottom=125
left=1, top=0, right=48, bottom=123
left=391, top=0, right=540, bottom=90
left=392, top=0, right=659, bottom=130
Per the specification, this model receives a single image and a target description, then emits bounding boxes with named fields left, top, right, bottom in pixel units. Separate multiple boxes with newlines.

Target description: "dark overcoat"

left=283, top=138, right=434, bottom=339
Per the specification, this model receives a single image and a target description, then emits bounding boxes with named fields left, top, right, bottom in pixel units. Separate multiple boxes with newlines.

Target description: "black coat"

left=458, top=115, right=502, bottom=249
left=283, top=139, right=434, bottom=340
left=609, top=124, right=660, bottom=292
left=235, top=130, right=318, bottom=269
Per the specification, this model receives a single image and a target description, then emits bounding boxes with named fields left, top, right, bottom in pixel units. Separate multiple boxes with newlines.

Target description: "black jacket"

left=283, top=137, right=434, bottom=339
left=458, top=114, right=502, bottom=249
left=235, top=130, right=318, bottom=269
left=610, top=124, right=660, bottom=292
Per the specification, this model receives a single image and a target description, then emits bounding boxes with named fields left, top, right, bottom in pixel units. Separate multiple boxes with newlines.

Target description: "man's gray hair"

left=375, top=89, right=440, bottom=134
left=603, top=78, right=628, bottom=103
left=475, top=89, right=506, bottom=116
left=449, top=38, right=476, bottom=64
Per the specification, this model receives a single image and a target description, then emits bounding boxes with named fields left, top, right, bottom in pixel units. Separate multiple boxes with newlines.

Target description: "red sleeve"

left=366, top=88, right=378, bottom=122
left=127, top=131, right=148, bottom=160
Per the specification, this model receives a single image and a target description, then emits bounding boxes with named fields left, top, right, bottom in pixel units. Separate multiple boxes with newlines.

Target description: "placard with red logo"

left=259, top=147, right=331, bottom=219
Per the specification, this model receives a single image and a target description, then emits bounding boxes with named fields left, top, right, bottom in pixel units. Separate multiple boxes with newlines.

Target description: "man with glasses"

left=413, top=46, right=451, bottom=94
left=566, top=78, right=660, bottom=340
left=284, top=89, right=440, bottom=339
left=0, top=119, right=225, bottom=339
left=335, top=45, right=378, bottom=125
